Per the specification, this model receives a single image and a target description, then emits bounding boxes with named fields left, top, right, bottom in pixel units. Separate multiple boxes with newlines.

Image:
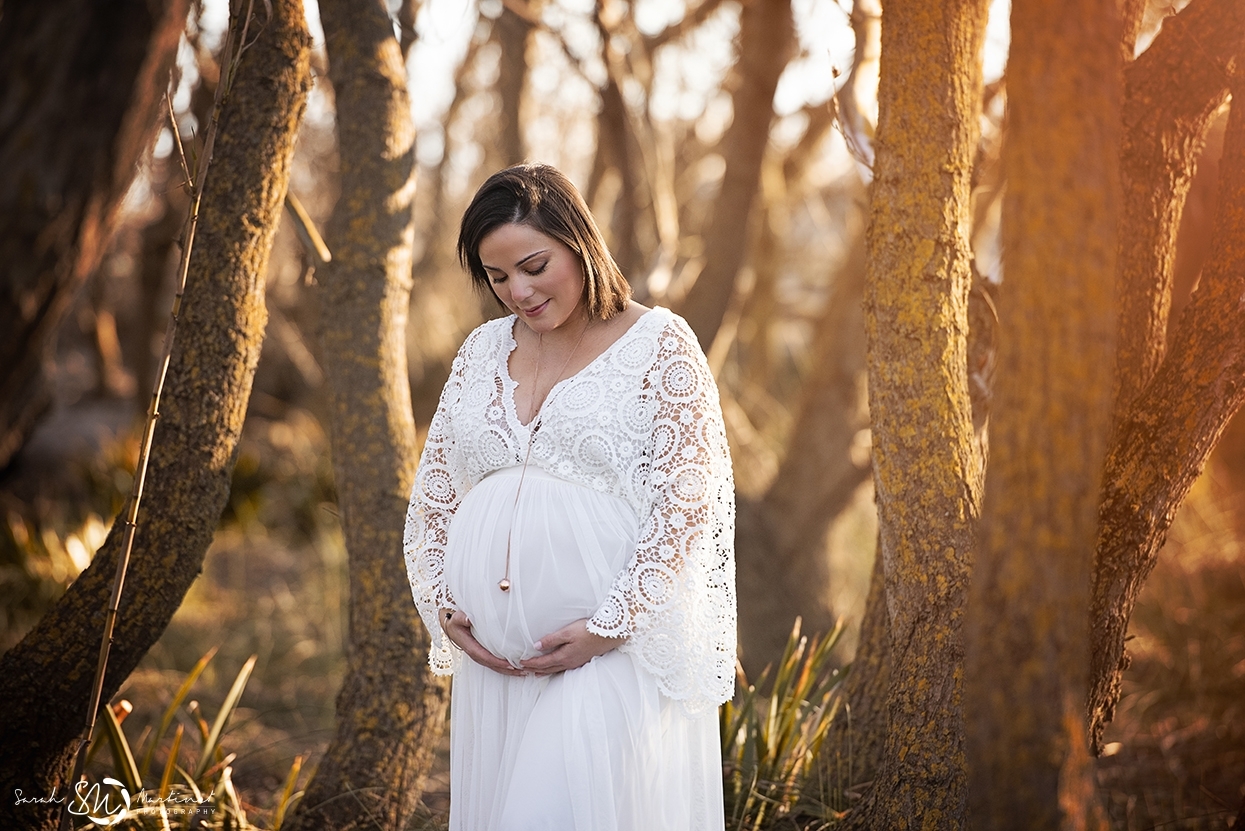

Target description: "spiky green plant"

left=721, top=617, right=847, bottom=830
left=70, top=651, right=304, bottom=831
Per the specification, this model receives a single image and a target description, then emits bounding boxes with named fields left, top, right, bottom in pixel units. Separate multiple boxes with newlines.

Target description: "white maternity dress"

left=404, top=307, right=736, bottom=831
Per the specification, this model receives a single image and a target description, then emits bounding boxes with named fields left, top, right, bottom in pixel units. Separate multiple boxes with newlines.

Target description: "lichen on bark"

left=847, top=1, right=990, bottom=827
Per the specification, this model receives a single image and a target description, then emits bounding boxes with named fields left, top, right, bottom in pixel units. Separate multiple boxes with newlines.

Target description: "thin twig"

left=166, top=91, right=192, bottom=193
left=284, top=192, right=332, bottom=267
left=59, top=6, right=245, bottom=829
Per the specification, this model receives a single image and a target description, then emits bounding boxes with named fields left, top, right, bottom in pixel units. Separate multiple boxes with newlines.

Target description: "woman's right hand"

left=439, top=608, right=526, bottom=676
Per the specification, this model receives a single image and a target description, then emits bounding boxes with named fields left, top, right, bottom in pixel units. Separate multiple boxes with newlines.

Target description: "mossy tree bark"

left=820, top=544, right=889, bottom=787
left=846, top=1, right=989, bottom=827
left=0, top=0, right=188, bottom=469
left=1092, top=90, right=1245, bottom=745
left=964, top=0, right=1120, bottom=826
left=677, top=0, right=793, bottom=350
left=826, top=275, right=996, bottom=794
left=1112, top=0, right=1244, bottom=411
left=1088, top=0, right=1245, bottom=751
left=281, top=1, right=449, bottom=828
left=0, top=3, right=312, bottom=827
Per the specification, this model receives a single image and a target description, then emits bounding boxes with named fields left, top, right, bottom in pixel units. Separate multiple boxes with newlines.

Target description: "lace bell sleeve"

left=586, top=318, right=737, bottom=713
left=404, top=345, right=473, bottom=675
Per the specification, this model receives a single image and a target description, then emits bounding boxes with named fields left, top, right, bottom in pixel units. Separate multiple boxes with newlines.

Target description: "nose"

left=509, top=272, right=535, bottom=303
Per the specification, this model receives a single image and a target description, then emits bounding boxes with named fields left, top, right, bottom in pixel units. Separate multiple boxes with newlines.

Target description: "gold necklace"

left=499, top=318, right=593, bottom=592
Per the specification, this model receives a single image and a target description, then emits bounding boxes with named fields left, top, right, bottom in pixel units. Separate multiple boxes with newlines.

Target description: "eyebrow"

left=482, top=249, right=549, bottom=274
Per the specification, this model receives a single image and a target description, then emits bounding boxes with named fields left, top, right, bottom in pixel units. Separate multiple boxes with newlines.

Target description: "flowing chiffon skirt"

left=444, top=465, right=724, bottom=831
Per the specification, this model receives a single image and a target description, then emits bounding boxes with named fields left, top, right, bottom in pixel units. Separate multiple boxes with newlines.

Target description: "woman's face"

left=478, top=222, right=586, bottom=334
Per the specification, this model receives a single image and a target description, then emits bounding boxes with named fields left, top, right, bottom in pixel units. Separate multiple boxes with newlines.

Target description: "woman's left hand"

left=521, top=619, right=624, bottom=675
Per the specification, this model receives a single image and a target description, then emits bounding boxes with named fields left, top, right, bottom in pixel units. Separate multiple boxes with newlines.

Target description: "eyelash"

left=490, top=262, right=547, bottom=284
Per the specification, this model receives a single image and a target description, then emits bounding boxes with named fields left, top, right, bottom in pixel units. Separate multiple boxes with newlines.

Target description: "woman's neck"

left=517, top=309, right=592, bottom=353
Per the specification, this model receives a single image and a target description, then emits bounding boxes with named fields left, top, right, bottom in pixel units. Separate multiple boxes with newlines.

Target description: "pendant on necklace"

left=498, top=578, right=511, bottom=592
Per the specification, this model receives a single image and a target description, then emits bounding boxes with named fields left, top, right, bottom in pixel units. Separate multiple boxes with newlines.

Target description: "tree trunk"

left=495, top=5, right=532, bottom=167
left=1089, top=90, right=1245, bottom=752
left=824, top=269, right=996, bottom=796
left=282, top=1, right=449, bottom=828
left=587, top=6, right=657, bottom=288
left=1119, top=0, right=1148, bottom=58
left=734, top=0, right=879, bottom=674
left=0, top=3, right=312, bottom=827
left=0, top=0, right=188, bottom=469
left=964, top=0, right=1120, bottom=826
left=597, top=59, right=645, bottom=283
left=1088, top=0, right=1245, bottom=752
left=1112, top=0, right=1243, bottom=412
left=677, top=0, right=793, bottom=350
left=736, top=233, right=870, bottom=671
left=845, top=2, right=989, bottom=827
left=821, top=545, right=890, bottom=790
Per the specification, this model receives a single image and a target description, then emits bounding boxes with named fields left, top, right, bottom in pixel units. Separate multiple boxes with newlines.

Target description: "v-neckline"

left=500, top=307, right=659, bottom=431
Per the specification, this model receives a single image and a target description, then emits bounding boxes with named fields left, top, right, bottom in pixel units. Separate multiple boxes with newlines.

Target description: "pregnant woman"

left=404, top=163, right=736, bottom=830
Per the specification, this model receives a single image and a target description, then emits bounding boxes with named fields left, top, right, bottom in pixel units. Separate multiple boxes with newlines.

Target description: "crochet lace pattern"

left=403, top=307, right=736, bottom=713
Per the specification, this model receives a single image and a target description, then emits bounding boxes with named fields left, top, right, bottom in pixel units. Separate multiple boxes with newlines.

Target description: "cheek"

left=557, top=267, right=584, bottom=300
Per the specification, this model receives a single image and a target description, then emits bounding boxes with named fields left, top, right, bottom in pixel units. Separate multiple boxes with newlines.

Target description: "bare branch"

left=284, top=191, right=331, bottom=267
left=642, top=0, right=730, bottom=52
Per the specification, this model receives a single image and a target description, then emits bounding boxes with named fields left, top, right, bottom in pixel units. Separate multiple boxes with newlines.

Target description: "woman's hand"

left=440, top=608, right=525, bottom=677
left=521, top=619, right=624, bottom=676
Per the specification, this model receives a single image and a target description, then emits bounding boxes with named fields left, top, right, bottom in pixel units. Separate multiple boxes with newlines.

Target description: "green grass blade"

left=159, top=723, right=184, bottom=799
left=141, top=645, right=218, bottom=778
left=101, top=703, right=143, bottom=794
left=195, top=654, right=257, bottom=780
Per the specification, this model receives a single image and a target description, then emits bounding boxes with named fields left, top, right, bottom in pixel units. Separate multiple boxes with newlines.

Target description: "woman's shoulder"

left=642, top=307, right=707, bottom=360
left=465, top=314, right=515, bottom=342
left=454, top=314, right=516, bottom=363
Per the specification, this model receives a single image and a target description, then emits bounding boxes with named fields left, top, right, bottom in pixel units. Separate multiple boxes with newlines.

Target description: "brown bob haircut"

left=457, top=163, right=632, bottom=320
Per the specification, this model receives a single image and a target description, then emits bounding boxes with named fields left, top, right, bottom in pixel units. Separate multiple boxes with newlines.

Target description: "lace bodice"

left=403, top=307, right=736, bottom=712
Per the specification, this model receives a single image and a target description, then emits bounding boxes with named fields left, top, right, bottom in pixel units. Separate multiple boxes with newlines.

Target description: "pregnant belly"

left=444, top=466, right=639, bottom=665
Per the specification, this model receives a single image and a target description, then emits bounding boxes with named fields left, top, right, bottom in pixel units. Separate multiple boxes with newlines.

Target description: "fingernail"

left=533, top=640, right=542, bottom=650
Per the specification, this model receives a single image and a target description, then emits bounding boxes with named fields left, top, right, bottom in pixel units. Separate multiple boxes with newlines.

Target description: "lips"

left=520, top=299, right=549, bottom=317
